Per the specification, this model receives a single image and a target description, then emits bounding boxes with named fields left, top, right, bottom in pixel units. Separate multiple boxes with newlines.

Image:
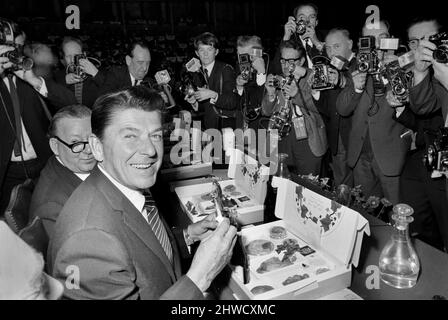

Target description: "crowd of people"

left=1, top=1, right=448, bottom=299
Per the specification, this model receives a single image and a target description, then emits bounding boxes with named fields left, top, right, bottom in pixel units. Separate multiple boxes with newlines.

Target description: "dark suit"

left=199, top=61, right=237, bottom=130
left=336, top=66, right=411, bottom=204
left=48, top=167, right=203, bottom=300
left=99, top=66, right=153, bottom=96
left=0, top=77, right=52, bottom=215
left=44, top=69, right=106, bottom=109
left=29, top=156, right=83, bottom=240
left=234, top=80, right=267, bottom=131
left=394, top=107, right=448, bottom=250
left=315, top=59, right=355, bottom=187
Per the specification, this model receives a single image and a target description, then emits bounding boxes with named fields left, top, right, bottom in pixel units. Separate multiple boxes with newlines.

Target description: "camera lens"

left=433, top=46, right=448, bottom=64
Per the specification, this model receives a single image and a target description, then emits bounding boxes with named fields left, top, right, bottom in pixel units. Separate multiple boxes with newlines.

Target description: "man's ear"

left=214, top=48, right=219, bottom=57
left=195, top=50, right=199, bottom=58
left=89, top=134, right=104, bottom=162
left=348, top=39, right=353, bottom=50
left=125, top=55, right=131, bottom=67
left=49, top=138, right=59, bottom=156
left=315, top=19, right=319, bottom=28
left=299, top=57, right=306, bottom=67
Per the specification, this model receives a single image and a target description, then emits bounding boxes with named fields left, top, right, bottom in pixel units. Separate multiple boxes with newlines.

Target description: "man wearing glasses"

left=262, top=40, right=327, bottom=176
left=29, top=105, right=96, bottom=240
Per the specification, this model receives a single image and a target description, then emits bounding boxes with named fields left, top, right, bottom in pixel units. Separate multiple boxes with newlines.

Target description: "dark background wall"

left=2, top=0, right=445, bottom=41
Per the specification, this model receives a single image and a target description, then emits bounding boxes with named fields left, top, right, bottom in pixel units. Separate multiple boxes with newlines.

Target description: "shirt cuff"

left=311, top=90, right=320, bottom=101
left=395, top=106, right=406, bottom=117
left=256, top=73, right=267, bottom=86
left=38, top=77, right=48, bottom=97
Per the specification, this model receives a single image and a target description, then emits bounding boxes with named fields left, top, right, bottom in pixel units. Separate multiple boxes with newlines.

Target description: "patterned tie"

left=7, top=76, right=25, bottom=156
left=143, top=192, right=173, bottom=263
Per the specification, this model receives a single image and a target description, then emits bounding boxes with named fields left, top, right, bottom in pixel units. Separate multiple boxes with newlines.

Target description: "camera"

left=272, top=75, right=287, bottom=89
left=0, top=19, right=33, bottom=71
left=238, top=53, right=253, bottom=81
left=67, top=53, right=87, bottom=79
left=357, top=36, right=380, bottom=74
left=424, top=127, right=448, bottom=173
left=296, top=19, right=308, bottom=36
left=381, top=51, right=415, bottom=103
left=179, top=72, right=199, bottom=98
left=429, top=32, right=448, bottom=64
left=311, top=55, right=346, bottom=91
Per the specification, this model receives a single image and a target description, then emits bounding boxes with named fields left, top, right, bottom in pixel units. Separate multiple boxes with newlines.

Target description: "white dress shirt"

left=130, top=73, right=142, bottom=87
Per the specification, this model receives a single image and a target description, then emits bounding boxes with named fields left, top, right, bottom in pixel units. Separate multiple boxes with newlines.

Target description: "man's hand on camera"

left=303, top=25, right=323, bottom=50
left=283, top=16, right=297, bottom=41
left=433, top=60, right=448, bottom=91
left=413, top=40, right=436, bottom=85
left=252, top=57, right=266, bottom=74
left=386, top=90, right=404, bottom=107
left=236, top=74, right=248, bottom=91
left=79, top=58, right=98, bottom=77
left=352, top=71, right=367, bottom=92
left=0, top=45, right=14, bottom=75
left=293, top=65, right=307, bottom=79
left=187, top=213, right=219, bottom=242
left=284, top=79, right=298, bottom=98
left=265, top=74, right=276, bottom=95
left=185, top=94, right=197, bottom=105
left=186, top=218, right=237, bottom=293
left=383, top=53, right=399, bottom=65
left=328, top=68, right=340, bottom=85
left=66, top=73, right=83, bottom=84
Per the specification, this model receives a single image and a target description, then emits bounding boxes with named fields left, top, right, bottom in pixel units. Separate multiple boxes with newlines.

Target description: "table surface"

left=168, top=171, right=448, bottom=300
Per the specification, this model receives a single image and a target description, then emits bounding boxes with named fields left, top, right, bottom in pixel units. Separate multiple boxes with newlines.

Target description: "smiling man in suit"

left=29, top=105, right=96, bottom=240
left=48, top=86, right=237, bottom=299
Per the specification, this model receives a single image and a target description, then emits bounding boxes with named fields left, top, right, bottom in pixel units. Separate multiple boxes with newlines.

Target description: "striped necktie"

left=7, top=75, right=25, bottom=156
left=143, top=192, right=173, bottom=264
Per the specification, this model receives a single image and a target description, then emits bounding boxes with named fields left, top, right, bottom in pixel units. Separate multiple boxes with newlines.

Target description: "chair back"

left=18, top=216, right=49, bottom=259
left=4, top=179, right=35, bottom=234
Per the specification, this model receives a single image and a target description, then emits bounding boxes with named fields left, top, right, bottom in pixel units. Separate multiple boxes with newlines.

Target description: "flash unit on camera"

left=380, top=38, right=399, bottom=50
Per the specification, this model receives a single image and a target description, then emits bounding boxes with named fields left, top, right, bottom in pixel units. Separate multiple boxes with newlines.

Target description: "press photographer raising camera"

left=282, top=2, right=324, bottom=68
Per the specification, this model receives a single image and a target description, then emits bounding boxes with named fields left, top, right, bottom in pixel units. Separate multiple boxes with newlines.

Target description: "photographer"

left=262, top=40, right=327, bottom=176
left=0, top=41, right=52, bottom=215
left=270, top=2, right=325, bottom=75
left=45, top=36, right=105, bottom=109
left=403, top=18, right=448, bottom=250
left=185, top=32, right=237, bottom=130
left=314, top=28, right=355, bottom=187
left=234, top=35, right=267, bottom=131
left=336, top=20, right=411, bottom=205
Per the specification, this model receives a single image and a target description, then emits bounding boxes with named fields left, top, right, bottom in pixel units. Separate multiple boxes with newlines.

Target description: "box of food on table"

left=227, top=176, right=370, bottom=300
left=174, top=148, right=269, bottom=225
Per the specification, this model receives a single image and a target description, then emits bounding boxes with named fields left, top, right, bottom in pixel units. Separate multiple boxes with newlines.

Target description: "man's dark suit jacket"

left=99, top=65, right=153, bottom=96
left=199, top=60, right=237, bottom=130
left=0, top=77, right=52, bottom=189
left=336, top=66, right=411, bottom=176
left=44, top=69, right=107, bottom=109
left=234, top=80, right=266, bottom=131
left=29, top=156, right=83, bottom=240
left=315, top=59, right=354, bottom=155
left=48, top=167, right=204, bottom=300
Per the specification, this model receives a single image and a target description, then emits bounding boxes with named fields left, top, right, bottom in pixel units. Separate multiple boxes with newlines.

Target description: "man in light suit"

left=48, top=86, right=237, bottom=299
left=336, top=21, right=411, bottom=204
left=29, top=105, right=96, bottom=240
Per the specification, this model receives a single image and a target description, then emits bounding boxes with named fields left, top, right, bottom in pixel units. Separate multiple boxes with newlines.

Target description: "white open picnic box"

left=226, top=176, right=370, bottom=300
left=174, top=148, right=269, bottom=225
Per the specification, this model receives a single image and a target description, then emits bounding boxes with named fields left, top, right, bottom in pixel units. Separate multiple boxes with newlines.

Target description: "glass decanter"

left=379, top=204, right=420, bottom=289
